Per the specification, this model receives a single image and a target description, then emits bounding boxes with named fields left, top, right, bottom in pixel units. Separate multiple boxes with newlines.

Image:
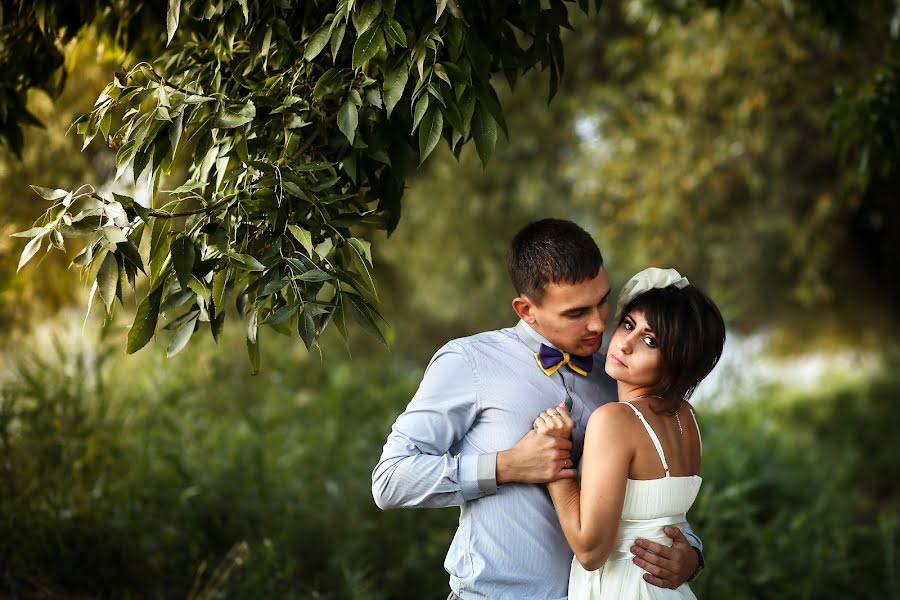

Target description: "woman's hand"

left=533, top=402, right=575, bottom=439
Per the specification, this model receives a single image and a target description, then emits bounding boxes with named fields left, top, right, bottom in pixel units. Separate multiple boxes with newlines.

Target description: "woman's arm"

left=546, top=403, right=634, bottom=571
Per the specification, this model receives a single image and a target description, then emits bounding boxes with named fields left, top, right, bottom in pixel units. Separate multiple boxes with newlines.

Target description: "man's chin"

left=579, top=340, right=603, bottom=356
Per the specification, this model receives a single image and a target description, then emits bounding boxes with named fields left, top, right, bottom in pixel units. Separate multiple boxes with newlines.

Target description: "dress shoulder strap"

left=687, top=406, right=702, bottom=456
left=621, top=401, right=670, bottom=477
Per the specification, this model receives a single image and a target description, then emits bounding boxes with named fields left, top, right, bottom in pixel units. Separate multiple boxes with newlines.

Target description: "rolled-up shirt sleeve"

left=372, top=342, right=496, bottom=509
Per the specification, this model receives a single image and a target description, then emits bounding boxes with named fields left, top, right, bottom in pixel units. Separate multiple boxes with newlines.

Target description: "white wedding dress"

left=568, top=401, right=701, bottom=599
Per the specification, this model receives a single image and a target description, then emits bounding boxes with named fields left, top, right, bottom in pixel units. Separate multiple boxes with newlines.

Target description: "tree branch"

left=285, top=115, right=336, bottom=165
left=91, top=192, right=237, bottom=219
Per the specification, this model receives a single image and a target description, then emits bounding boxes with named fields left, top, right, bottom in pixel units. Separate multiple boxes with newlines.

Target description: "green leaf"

left=298, top=308, right=316, bottom=350
left=304, top=23, right=332, bottom=61
left=215, top=101, right=256, bottom=128
left=161, top=288, right=195, bottom=313
left=313, top=68, right=343, bottom=101
left=247, top=318, right=261, bottom=375
left=227, top=252, right=266, bottom=272
left=166, top=311, right=198, bottom=357
left=352, top=27, right=385, bottom=69
left=383, top=61, right=409, bottom=118
left=347, top=238, right=377, bottom=299
left=348, top=237, right=373, bottom=264
left=459, top=87, right=476, bottom=131
left=287, top=224, right=315, bottom=257
left=347, top=293, right=387, bottom=345
left=172, top=237, right=195, bottom=287
left=384, top=18, right=407, bottom=47
left=12, top=226, right=50, bottom=238
left=209, top=311, right=223, bottom=344
left=117, top=239, right=146, bottom=274
left=296, top=269, right=332, bottom=282
left=186, top=275, right=211, bottom=305
left=338, top=100, right=359, bottom=144
left=167, top=181, right=205, bottom=194
left=102, top=226, right=128, bottom=245
left=412, top=94, right=430, bottom=132
left=366, top=87, right=383, bottom=108
left=263, top=303, right=300, bottom=325
left=258, top=277, right=287, bottom=298
left=293, top=161, right=334, bottom=172
left=475, top=88, right=509, bottom=138
left=150, top=218, right=173, bottom=285
left=433, top=64, right=451, bottom=86
left=332, top=296, right=349, bottom=341
left=466, top=33, right=492, bottom=81
left=331, top=20, right=347, bottom=59
left=213, top=268, right=229, bottom=314
left=418, top=106, right=443, bottom=164
left=472, top=102, right=497, bottom=168
left=353, top=0, right=382, bottom=34
left=127, top=280, right=165, bottom=354
left=436, top=0, right=448, bottom=21
left=167, top=0, right=182, bottom=45
left=97, top=252, right=119, bottom=314
left=314, top=238, right=334, bottom=261
left=17, top=235, right=43, bottom=272
left=30, top=185, right=69, bottom=201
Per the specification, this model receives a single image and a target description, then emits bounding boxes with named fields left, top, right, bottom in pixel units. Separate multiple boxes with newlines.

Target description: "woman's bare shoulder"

left=587, top=402, right=638, bottom=431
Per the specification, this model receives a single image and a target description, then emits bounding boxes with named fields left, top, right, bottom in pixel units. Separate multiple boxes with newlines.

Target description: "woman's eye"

left=623, top=320, right=633, bottom=331
left=643, top=336, right=657, bottom=348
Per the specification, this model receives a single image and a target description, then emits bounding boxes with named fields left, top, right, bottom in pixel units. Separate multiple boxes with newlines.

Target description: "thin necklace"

left=623, top=394, right=683, bottom=435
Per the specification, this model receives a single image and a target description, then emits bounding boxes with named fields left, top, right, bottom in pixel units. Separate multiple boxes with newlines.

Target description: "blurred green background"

left=2, top=1, right=899, bottom=598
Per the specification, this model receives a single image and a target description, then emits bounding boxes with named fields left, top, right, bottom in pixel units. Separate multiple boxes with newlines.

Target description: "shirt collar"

left=516, top=319, right=558, bottom=350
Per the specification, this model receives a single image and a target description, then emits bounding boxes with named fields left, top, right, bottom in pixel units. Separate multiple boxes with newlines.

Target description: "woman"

left=534, top=268, right=726, bottom=599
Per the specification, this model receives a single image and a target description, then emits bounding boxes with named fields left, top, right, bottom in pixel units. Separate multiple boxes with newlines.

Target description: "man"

left=372, top=219, right=703, bottom=599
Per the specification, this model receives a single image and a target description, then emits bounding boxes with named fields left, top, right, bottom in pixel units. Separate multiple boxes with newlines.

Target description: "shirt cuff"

left=684, top=530, right=703, bottom=553
left=459, top=452, right=498, bottom=501
left=477, top=452, right=498, bottom=495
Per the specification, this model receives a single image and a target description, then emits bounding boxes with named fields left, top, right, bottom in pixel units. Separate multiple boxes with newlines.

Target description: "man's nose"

left=587, top=310, right=605, bottom=334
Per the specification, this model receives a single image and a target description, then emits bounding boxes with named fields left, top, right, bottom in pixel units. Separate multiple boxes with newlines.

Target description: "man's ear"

left=512, top=295, right=537, bottom=324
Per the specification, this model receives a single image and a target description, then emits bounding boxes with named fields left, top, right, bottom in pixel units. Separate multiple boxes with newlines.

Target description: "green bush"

left=0, top=327, right=455, bottom=598
left=1, top=327, right=898, bottom=598
left=691, top=372, right=900, bottom=600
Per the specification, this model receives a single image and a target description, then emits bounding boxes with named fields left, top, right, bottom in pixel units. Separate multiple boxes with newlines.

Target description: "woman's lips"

left=609, top=354, right=626, bottom=367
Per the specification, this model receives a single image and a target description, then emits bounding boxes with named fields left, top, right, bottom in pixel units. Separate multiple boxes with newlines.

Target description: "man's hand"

left=496, top=429, right=576, bottom=484
left=630, top=526, right=699, bottom=589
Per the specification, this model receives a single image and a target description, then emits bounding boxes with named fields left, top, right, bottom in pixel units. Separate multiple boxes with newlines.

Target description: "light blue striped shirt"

left=372, top=321, right=701, bottom=599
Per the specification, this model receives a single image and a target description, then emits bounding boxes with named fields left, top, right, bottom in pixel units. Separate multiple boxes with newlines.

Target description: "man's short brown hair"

left=507, top=219, right=604, bottom=304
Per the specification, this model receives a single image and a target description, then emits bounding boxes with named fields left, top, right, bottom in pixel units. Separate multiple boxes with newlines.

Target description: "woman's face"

left=604, top=309, right=664, bottom=387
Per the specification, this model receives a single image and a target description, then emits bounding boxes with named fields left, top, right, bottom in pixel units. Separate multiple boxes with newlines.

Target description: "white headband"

left=616, top=267, right=690, bottom=316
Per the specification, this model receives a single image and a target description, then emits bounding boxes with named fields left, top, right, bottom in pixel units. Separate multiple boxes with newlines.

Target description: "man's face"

left=515, top=268, right=611, bottom=356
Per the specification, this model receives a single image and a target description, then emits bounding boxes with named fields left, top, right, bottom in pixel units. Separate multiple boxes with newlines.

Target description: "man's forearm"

left=372, top=450, right=496, bottom=510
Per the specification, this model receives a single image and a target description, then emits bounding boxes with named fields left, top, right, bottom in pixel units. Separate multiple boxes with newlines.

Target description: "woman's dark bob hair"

left=619, top=284, right=726, bottom=413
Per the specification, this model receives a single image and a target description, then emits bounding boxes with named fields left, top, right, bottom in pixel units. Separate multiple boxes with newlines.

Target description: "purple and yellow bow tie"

left=535, top=344, right=593, bottom=377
